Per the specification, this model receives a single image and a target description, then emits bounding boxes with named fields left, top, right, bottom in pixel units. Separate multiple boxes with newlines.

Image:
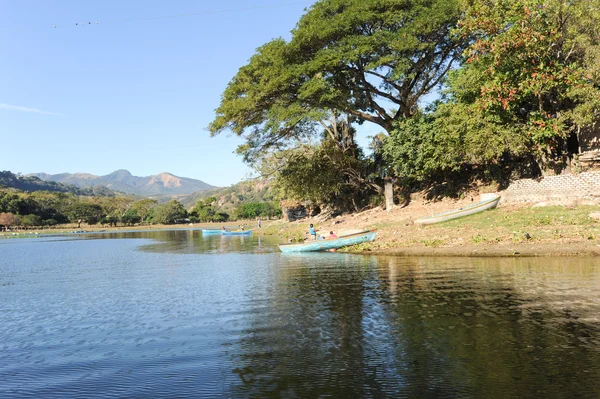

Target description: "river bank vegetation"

left=0, top=183, right=280, bottom=231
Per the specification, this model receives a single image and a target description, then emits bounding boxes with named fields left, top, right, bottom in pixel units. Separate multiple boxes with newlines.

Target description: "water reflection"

left=81, top=229, right=278, bottom=254
left=2, top=232, right=600, bottom=398
left=227, top=255, right=600, bottom=398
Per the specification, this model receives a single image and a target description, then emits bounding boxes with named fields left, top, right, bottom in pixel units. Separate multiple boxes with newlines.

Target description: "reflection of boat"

left=415, top=194, right=501, bottom=226
left=222, top=230, right=252, bottom=236
left=201, top=229, right=223, bottom=235
left=278, top=230, right=377, bottom=253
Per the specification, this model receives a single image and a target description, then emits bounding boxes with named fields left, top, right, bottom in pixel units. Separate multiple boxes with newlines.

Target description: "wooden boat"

left=415, top=194, right=501, bottom=226
left=201, top=229, right=224, bottom=235
left=278, top=230, right=377, bottom=253
left=222, top=230, right=252, bottom=236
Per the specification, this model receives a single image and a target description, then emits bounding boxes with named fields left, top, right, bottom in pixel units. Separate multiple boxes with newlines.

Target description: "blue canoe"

left=278, top=230, right=377, bottom=253
left=222, top=230, right=252, bottom=236
left=201, top=229, right=224, bottom=235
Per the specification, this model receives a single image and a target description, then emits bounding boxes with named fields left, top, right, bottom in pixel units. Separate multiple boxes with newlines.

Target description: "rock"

left=589, top=212, right=600, bottom=220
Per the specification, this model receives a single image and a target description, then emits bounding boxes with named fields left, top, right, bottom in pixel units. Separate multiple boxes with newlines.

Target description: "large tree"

left=209, top=0, right=465, bottom=165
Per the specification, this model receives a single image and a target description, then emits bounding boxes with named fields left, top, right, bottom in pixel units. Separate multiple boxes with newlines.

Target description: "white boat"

left=415, top=194, right=501, bottom=226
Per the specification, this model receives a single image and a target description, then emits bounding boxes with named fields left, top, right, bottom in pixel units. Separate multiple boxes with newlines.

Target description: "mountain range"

left=29, top=170, right=216, bottom=197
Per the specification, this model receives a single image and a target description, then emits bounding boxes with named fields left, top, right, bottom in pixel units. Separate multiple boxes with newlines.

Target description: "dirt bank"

left=260, top=193, right=600, bottom=257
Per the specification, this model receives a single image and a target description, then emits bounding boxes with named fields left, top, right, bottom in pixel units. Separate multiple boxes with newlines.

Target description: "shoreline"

left=259, top=195, right=600, bottom=258
left=4, top=198, right=600, bottom=258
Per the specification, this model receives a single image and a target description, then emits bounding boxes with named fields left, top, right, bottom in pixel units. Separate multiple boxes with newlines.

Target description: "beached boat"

left=222, top=230, right=252, bottom=236
left=201, top=229, right=224, bottom=235
left=415, top=194, right=501, bottom=226
left=278, top=230, right=377, bottom=253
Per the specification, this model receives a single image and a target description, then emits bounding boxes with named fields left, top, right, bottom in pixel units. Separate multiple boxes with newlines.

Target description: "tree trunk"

left=384, top=179, right=394, bottom=212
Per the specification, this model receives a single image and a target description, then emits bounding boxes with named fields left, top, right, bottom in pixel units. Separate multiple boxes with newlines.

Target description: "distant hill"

left=0, top=170, right=115, bottom=196
left=181, top=179, right=276, bottom=211
left=29, top=169, right=216, bottom=197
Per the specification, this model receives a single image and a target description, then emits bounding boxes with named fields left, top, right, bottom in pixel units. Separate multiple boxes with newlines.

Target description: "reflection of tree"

left=99, top=229, right=280, bottom=255
left=375, top=256, right=600, bottom=398
left=228, top=254, right=385, bottom=397
left=227, top=254, right=600, bottom=398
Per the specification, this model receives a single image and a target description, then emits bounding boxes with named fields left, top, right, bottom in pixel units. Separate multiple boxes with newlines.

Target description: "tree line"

left=0, top=187, right=281, bottom=230
left=209, top=0, right=600, bottom=211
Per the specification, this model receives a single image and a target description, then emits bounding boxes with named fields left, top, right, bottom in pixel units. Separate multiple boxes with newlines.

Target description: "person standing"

left=258, top=218, right=261, bottom=229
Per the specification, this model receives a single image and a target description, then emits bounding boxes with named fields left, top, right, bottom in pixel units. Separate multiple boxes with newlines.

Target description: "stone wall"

left=502, top=171, right=600, bottom=203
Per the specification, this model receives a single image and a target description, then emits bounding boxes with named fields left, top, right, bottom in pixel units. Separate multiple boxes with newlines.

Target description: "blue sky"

left=1, top=0, right=345, bottom=187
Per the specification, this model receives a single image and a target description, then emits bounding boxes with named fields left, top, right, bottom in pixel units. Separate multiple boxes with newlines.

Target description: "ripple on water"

left=1, top=237, right=600, bottom=398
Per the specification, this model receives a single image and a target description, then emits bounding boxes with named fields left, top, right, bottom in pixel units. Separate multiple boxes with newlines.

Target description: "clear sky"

left=0, top=0, right=326, bottom=187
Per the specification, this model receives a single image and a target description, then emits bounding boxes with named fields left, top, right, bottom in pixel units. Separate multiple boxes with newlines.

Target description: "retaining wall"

left=502, top=171, right=600, bottom=203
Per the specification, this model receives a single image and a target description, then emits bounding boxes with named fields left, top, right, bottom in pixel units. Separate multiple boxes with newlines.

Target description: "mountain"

left=0, top=170, right=116, bottom=196
left=29, top=170, right=216, bottom=197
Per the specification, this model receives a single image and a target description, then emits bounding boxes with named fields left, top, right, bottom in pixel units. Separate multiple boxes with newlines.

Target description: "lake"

left=1, top=229, right=600, bottom=398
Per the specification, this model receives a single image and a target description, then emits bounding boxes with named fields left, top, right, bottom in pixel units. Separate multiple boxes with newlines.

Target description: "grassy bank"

left=257, top=201, right=600, bottom=257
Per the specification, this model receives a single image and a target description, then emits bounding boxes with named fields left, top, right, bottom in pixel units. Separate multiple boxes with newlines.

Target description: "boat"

left=415, top=194, right=501, bottom=226
left=201, top=229, right=224, bottom=235
left=222, top=230, right=252, bottom=236
left=278, top=230, right=377, bottom=253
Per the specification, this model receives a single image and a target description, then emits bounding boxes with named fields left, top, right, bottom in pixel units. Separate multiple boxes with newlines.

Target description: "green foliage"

left=150, top=200, right=187, bottom=224
left=121, top=209, right=142, bottom=225
left=20, top=214, right=42, bottom=227
left=213, top=212, right=230, bottom=223
left=273, top=140, right=378, bottom=210
left=454, top=0, right=600, bottom=165
left=194, top=206, right=216, bottom=222
left=383, top=112, right=465, bottom=182
left=130, top=199, right=158, bottom=223
left=234, top=202, right=278, bottom=219
left=383, top=0, right=600, bottom=186
left=209, top=0, right=465, bottom=170
left=66, top=203, right=104, bottom=225
left=182, top=179, right=277, bottom=218
left=189, top=197, right=230, bottom=222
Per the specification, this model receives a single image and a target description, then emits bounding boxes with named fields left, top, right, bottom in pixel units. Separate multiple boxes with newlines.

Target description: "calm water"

left=1, top=229, right=600, bottom=398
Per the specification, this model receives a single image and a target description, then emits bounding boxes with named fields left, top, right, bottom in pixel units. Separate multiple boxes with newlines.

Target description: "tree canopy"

left=453, top=0, right=600, bottom=165
left=209, top=0, right=465, bottom=163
